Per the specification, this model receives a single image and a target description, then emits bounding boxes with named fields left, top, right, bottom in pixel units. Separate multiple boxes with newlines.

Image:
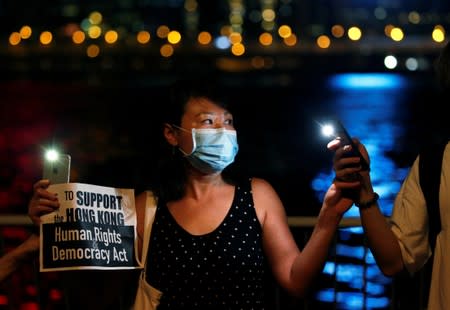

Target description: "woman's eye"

left=225, top=119, right=234, bottom=125
left=201, top=119, right=213, bottom=125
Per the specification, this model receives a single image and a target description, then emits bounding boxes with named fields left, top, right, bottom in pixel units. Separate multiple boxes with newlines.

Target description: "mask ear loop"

left=189, top=128, right=197, bottom=155
left=171, top=124, right=196, bottom=156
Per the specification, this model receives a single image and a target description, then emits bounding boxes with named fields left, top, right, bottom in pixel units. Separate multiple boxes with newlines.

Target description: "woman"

left=29, top=78, right=354, bottom=309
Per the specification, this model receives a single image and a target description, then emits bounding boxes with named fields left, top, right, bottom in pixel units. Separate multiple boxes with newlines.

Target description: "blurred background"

left=1, top=0, right=449, bottom=309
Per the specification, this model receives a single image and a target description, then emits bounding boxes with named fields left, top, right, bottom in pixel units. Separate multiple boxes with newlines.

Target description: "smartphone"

left=42, top=153, right=71, bottom=184
left=333, top=120, right=369, bottom=171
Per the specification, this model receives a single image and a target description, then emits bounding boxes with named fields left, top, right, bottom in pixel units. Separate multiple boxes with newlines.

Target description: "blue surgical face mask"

left=174, top=126, right=239, bottom=174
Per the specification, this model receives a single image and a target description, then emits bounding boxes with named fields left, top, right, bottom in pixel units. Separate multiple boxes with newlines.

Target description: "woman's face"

left=177, top=96, right=234, bottom=154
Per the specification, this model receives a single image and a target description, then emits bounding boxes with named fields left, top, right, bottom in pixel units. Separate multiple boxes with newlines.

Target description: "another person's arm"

left=0, top=179, right=55, bottom=284
left=0, top=233, right=40, bottom=283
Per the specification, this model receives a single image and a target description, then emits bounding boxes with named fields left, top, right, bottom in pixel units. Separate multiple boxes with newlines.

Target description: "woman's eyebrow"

left=195, top=112, right=215, bottom=118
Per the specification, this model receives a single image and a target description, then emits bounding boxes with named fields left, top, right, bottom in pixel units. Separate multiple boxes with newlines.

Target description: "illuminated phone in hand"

left=322, top=119, right=369, bottom=171
left=42, top=152, right=71, bottom=184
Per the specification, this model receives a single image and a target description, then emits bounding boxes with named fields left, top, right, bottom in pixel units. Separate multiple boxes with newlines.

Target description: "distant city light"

left=214, top=36, right=231, bottom=49
left=405, top=57, right=419, bottom=71
left=347, top=26, right=362, bottom=41
left=384, top=55, right=398, bottom=69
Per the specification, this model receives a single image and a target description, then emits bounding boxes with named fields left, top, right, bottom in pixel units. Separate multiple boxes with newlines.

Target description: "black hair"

left=159, top=77, right=230, bottom=126
left=434, top=40, right=450, bottom=92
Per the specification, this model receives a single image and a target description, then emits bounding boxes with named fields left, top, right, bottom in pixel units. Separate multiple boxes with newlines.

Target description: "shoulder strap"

left=418, top=140, right=446, bottom=250
left=141, top=190, right=158, bottom=268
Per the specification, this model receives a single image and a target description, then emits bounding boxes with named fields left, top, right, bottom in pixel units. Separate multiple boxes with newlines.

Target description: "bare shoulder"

left=250, top=177, right=278, bottom=196
left=250, top=177, right=284, bottom=225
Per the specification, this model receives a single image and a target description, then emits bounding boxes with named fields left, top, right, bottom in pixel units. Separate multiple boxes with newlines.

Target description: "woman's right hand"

left=328, top=138, right=369, bottom=181
left=327, top=137, right=375, bottom=202
left=28, top=179, right=60, bottom=226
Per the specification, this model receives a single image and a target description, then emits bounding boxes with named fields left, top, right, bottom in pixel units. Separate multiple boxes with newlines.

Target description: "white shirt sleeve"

left=390, top=155, right=432, bottom=274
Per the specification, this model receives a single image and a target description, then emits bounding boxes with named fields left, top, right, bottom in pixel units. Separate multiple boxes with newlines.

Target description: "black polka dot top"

left=146, top=177, right=265, bottom=309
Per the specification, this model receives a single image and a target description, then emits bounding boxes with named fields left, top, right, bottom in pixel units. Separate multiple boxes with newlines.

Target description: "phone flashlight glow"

left=45, top=149, right=60, bottom=162
left=321, top=124, right=336, bottom=138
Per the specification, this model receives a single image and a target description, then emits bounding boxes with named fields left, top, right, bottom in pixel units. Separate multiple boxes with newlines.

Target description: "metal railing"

left=0, top=214, right=364, bottom=227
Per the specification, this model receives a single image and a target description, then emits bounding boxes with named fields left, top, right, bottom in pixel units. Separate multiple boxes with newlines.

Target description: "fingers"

left=352, top=138, right=370, bottom=165
left=33, top=179, right=51, bottom=191
left=332, top=143, right=363, bottom=189
left=332, top=140, right=365, bottom=177
left=32, top=179, right=58, bottom=200
left=28, top=179, right=60, bottom=225
left=333, top=178, right=360, bottom=189
left=328, top=138, right=374, bottom=209
left=327, top=138, right=341, bottom=151
left=322, top=183, right=355, bottom=217
left=29, top=205, right=60, bottom=225
left=333, top=156, right=361, bottom=171
left=29, top=200, right=60, bottom=225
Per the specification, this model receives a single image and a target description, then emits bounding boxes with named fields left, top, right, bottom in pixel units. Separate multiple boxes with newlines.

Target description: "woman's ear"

left=163, top=123, right=178, bottom=146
